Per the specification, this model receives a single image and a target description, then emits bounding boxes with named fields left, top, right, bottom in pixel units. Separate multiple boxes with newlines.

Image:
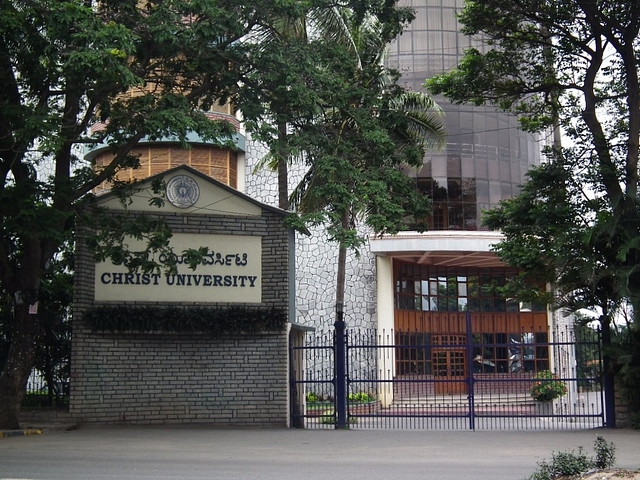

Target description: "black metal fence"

left=23, top=371, right=69, bottom=408
left=290, top=323, right=604, bottom=430
left=0, top=345, right=69, bottom=408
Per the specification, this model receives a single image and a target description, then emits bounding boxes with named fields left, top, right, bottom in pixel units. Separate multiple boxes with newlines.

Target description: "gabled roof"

left=95, top=164, right=289, bottom=218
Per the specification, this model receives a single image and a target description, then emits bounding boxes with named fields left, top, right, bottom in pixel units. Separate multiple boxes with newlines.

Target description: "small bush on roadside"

left=593, top=435, right=616, bottom=469
left=525, top=436, right=616, bottom=480
left=534, top=448, right=592, bottom=480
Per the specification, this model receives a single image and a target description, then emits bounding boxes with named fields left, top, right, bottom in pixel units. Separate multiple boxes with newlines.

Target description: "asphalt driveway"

left=1, top=426, right=638, bottom=480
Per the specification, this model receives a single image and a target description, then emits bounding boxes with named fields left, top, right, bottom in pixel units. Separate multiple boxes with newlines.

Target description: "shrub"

left=525, top=436, right=616, bottom=480
left=593, top=435, right=616, bottom=469
left=348, top=392, right=375, bottom=403
left=307, top=391, right=375, bottom=403
left=306, top=391, right=333, bottom=403
left=530, top=370, right=568, bottom=402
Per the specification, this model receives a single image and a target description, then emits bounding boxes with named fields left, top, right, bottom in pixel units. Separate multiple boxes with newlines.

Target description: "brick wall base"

left=70, top=328, right=288, bottom=426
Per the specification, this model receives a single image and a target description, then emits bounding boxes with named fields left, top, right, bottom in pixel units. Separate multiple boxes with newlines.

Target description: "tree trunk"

left=0, top=303, right=40, bottom=429
left=277, top=122, right=289, bottom=210
left=333, top=211, right=349, bottom=428
left=335, top=211, right=349, bottom=309
left=600, top=316, right=617, bottom=428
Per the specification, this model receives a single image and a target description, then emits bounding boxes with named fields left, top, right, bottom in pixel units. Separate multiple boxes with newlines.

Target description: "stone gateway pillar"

left=71, top=166, right=294, bottom=426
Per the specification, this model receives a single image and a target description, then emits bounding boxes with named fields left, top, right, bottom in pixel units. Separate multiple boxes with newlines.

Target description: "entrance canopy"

left=369, top=231, right=505, bottom=268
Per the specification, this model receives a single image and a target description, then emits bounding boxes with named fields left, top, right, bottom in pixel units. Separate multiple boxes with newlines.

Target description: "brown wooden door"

left=432, top=335, right=467, bottom=395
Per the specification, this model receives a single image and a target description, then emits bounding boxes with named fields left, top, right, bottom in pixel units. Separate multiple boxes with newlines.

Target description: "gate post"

left=465, top=311, right=475, bottom=430
left=601, top=323, right=616, bottom=427
left=334, top=301, right=348, bottom=429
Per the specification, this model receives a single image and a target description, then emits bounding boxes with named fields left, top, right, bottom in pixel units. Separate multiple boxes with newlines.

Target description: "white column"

left=376, top=255, right=395, bottom=407
left=236, top=152, right=246, bottom=192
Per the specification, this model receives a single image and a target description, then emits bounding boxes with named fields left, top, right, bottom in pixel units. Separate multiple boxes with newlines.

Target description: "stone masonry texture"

left=243, top=135, right=377, bottom=334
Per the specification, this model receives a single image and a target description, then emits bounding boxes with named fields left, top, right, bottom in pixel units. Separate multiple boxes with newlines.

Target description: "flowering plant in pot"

left=530, top=370, right=568, bottom=402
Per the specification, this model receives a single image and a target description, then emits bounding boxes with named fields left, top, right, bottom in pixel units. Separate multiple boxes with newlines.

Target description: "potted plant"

left=530, top=370, right=568, bottom=414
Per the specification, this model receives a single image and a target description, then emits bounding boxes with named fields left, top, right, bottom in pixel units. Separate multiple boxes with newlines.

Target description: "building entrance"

left=432, top=334, right=467, bottom=395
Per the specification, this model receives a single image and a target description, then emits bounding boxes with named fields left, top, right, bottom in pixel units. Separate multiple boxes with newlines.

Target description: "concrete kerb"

left=1, top=422, right=78, bottom=438
left=0, top=428, right=42, bottom=438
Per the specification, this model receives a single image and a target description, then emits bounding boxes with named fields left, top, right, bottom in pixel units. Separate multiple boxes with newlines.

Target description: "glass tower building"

left=387, top=0, right=539, bottom=231
left=369, top=0, right=547, bottom=384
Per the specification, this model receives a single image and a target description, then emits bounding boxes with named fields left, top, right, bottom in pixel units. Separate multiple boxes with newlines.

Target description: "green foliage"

left=306, top=391, right=321, bottom=403
left=318, top=413, right=336, bottom=424
left=306, top=391, right=333, bottom=403
left=2, top=0, right=405, bottom=427
left=610, top=324, right=640, bottom=427
left=525, top=436, right=616, bottom=480
left=83, top=210, right=178, bottom=276
left=243, top=9, right=445, bottom=252
left=482, top=154, right=602, bottom=313
left=348, top=392, right=375, bottom=403
left=288, top=55, right=443, bottom=246
left=425, top=0, right=640, bottom=310
left=32, top=247, right=73, bottom=405
left=83, top=306, right=286, bottom=335
left=530, top=370, right=568, bottom=402
left=593, top=435, right=616, bottom=470
left=306, top=391, right=375, bottom=404
left=531, top=449, right=592, bottom=480
left=0, top=242, right=73, bottom=407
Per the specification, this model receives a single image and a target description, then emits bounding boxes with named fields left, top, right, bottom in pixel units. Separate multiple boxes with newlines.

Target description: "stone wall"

left=244, top=135, right=378, bottom=333
left=614, top=381, right=633, bottom=428
left=71, top=177, right=291, bottom=426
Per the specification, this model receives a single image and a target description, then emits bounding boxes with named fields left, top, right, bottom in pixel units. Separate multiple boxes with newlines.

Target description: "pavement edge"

left=0, top=428, right=42, bottom=438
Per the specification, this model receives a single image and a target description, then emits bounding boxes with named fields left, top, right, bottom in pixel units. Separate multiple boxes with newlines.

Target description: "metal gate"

left=289, top=323, right=605, bottom=430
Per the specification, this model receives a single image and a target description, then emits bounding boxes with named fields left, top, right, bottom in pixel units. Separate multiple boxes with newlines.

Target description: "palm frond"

left=352, top=17, right=387, bottom=66
left=308, top=7, right=358, bottom=62
left=403, top=110, right=447, bottom=150
left=252, top=152, right=280, bottom=173
left=251, top=15, right=307, bottom=46
left=390, top=92, right=447, bottom=150
left=289, top=166, right=330, bottom=214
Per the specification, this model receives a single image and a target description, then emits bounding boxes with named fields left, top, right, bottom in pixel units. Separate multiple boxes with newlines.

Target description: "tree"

left=240, top=7, right=355, bottom=210
left=239, top=5, right=445, bottom=310
left=0, top=0, right=353, bottom=430
left=287, top=13, right=446, bottom=311
left=240, top=3, right=436, bottom=214
left=236, top=5, right=444, bottom=428
left=425, top=0, right=640, bottom=426
left=0, top=0, right=240, bottom=429
left=1, top=241, right=73, bottom=408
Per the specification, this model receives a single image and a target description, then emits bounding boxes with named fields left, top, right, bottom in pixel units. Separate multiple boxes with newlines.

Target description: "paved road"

left=0, top=426, right=638, bottom=480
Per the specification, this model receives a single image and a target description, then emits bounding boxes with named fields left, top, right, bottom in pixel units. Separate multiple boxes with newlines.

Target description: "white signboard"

left=94, top=233, right=262, bottom=303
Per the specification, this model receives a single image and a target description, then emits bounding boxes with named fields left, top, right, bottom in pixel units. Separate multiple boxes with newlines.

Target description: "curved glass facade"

left=387, top=0, right=540, bottom=230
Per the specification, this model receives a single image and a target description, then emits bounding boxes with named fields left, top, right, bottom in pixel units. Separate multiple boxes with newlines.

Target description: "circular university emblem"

left=166, top=175, right=200, bottom=208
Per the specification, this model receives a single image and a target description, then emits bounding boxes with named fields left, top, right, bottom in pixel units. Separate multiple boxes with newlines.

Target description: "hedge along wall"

left=71, top=169, right=292, bottom=426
